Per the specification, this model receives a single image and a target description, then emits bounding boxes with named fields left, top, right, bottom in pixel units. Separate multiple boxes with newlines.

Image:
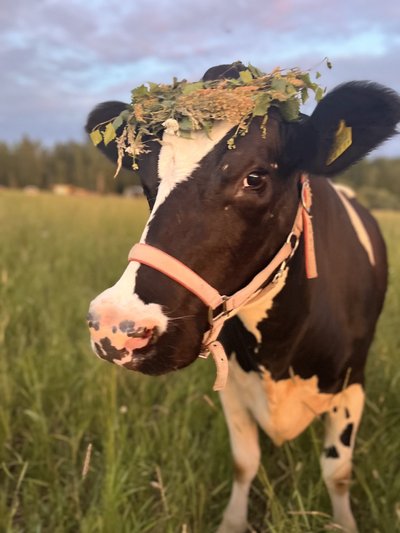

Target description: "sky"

left=1, top=0, right=400, bottom=157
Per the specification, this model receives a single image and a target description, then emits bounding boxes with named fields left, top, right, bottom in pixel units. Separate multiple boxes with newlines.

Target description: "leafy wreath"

left=89, top=61, right=330, bottom=175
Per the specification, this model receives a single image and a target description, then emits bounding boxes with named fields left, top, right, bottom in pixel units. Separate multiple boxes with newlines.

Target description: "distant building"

left=23, top=185, right=40, bottom=195
left=52, top=184, right=95, bottom=196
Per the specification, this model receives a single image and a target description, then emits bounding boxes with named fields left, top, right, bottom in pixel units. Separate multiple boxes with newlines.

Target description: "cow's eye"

left=243, top=171, right=269, bottom=191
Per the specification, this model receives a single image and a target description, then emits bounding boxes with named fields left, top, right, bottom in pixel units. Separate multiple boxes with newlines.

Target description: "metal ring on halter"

left=286, top=232, right=300, bottom=258
left=272, top=259, right=287, bottom=284
left=301, top=180, right=312, bottom=215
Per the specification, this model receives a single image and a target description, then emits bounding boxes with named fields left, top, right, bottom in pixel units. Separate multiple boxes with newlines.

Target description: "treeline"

left=0, top=138, right=399, bottom=208
left=341, top=158, right=400, bottom=210
left=0, top=138, right=139, bottom=194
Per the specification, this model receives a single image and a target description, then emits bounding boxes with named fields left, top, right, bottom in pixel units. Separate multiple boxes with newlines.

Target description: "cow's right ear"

left=85, top=101, right=134, bottom=171
left=284, top=82, right=400, bottom=177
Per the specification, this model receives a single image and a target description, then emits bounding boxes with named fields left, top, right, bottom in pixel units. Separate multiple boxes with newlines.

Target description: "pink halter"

left=129, top=174, right=317, bottom=391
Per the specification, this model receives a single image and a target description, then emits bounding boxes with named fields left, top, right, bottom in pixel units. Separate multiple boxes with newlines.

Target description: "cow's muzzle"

left=87, top=294, right=166, bottom=369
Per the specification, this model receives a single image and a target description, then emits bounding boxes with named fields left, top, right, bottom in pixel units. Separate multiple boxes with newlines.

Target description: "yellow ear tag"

left=326, top=119, right=352, bottom=165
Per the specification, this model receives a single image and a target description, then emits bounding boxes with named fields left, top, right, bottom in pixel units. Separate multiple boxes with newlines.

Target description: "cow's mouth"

left=91, top=322, right=203, bottom=376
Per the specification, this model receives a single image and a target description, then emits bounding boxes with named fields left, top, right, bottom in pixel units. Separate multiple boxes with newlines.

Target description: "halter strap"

left=128, top=173, right=317, bottom=391
left=128, top=243, right=224, bottom=309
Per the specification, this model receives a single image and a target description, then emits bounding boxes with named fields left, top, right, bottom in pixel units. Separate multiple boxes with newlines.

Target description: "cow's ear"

left=286, top=82, right=400, bottom=176
left=85, top=101, right=135, bottom=171
left=202, top=61, right=247, bottom=81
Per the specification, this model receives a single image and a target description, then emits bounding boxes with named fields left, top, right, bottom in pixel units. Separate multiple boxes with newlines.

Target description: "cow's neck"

left=236, top=242, right=309, bottom=370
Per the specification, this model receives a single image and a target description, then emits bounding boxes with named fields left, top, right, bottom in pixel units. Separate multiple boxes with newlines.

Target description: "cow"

left=86, top=62, right=400, bottom=533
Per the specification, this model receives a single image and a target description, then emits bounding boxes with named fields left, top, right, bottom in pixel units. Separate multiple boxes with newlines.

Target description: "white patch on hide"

left=320, top=384, right=364, bottom=532
left=237, top=268, right=289, bottom=343
left=220, top=357, right=364, bottom=532
left=329, top=180, right=375, bottom=265
left=224, top=355, right=361, bottom=446
left=333, top=183, right=356, bottom=199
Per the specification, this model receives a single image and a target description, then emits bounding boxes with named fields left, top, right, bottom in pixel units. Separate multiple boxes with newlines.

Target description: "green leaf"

left=315, top=87, right=324, bottom=102
left=112, top=115, right=124, bottom=131
left=280, top=98, right=300, bottom=121
left=200, top=120, right=213, bottom=138
left=120, top=109, right=131, bottom=122
left=89, top=129, right=103, bottom=146
left=285, top=84, right=298, bottom=96
left=225, top=77, right=241, bottom=87
left=148, top=82, right=159, bottom=93
left=301, top=87, right=309, bottom=105
left=316, top=71, right=321, bottom=79
left=239, top=70, right=253, bottom=84
left=252, top=93, right=271, bottom=117
left=132, top=84, right=149, bottom=99
left=182, top=82, right=204, bottom=95
left=248, top=63, right=264, bottom=78
left=103, top=123, right=116, bottom=145
left=300, top=73, right=312, bottom=88
left=178, top=117, right=193, bottom=131
left=270, top=78, right=288, bottom=94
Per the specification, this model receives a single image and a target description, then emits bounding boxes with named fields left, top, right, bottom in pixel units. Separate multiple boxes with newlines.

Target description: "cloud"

left=0, top=0, right=399, bottom=157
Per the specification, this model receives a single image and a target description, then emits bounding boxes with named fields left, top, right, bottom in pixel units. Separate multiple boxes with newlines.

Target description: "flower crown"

left=90, top=61, right=328, bottom=174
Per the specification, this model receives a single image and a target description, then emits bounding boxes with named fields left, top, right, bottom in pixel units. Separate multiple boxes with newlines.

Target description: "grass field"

left=0, top=190, right=399, bottom=533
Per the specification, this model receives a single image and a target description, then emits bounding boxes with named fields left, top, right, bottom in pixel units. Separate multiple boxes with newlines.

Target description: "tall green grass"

left=0, top=190, right=399, bottom=533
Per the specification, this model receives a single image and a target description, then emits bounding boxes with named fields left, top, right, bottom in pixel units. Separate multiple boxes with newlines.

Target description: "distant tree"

left=12, top=138, right=45, bottom=188
left=340, top=158, right=400, bottom=209
left=0, top=142, right=11, bottom=187
left=0, top=137, right=397, bottom=208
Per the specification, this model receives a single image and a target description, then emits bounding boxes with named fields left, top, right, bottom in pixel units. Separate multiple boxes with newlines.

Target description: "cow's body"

left=86, top=63, right=399, bottom=532
left=216, top=178, right=386, bottom=532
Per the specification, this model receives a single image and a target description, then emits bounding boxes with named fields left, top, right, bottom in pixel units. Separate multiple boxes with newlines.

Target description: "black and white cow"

left=86, top=63, right=400, bottom=533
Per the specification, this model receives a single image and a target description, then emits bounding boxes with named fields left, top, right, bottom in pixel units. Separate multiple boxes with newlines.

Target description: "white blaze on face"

left=120, top=120, right=234, bottom=294
left=142, top=120, right=235, bottom=240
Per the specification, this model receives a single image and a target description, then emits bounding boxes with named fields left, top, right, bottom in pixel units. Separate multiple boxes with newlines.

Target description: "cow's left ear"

left=285, top=82, right=400, bottom=176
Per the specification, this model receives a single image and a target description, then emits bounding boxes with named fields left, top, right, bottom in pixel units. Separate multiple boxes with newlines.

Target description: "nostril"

left=89, top=315, right=161, bottom=359
left=87, top=311, right=100, bottom=331
left=119, top=320, right=136, bottom=335
left=124, top=325, right=160, bottom=346
left=128, top=326, right=150, bottom=338
left=117, top=320, right=159, bottom=343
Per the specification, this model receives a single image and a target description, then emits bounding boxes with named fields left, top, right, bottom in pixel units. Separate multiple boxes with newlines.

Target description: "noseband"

left=129, top=173, right=317, bottom=391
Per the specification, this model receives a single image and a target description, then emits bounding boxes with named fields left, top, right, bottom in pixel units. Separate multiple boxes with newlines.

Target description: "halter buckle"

left=198, top=349, right=210, bottom=359
left=207, top=295, right=230, bottom=327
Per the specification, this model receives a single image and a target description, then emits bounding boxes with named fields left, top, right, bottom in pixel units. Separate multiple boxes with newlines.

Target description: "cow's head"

left=86, top=63, right=400, bottom=376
